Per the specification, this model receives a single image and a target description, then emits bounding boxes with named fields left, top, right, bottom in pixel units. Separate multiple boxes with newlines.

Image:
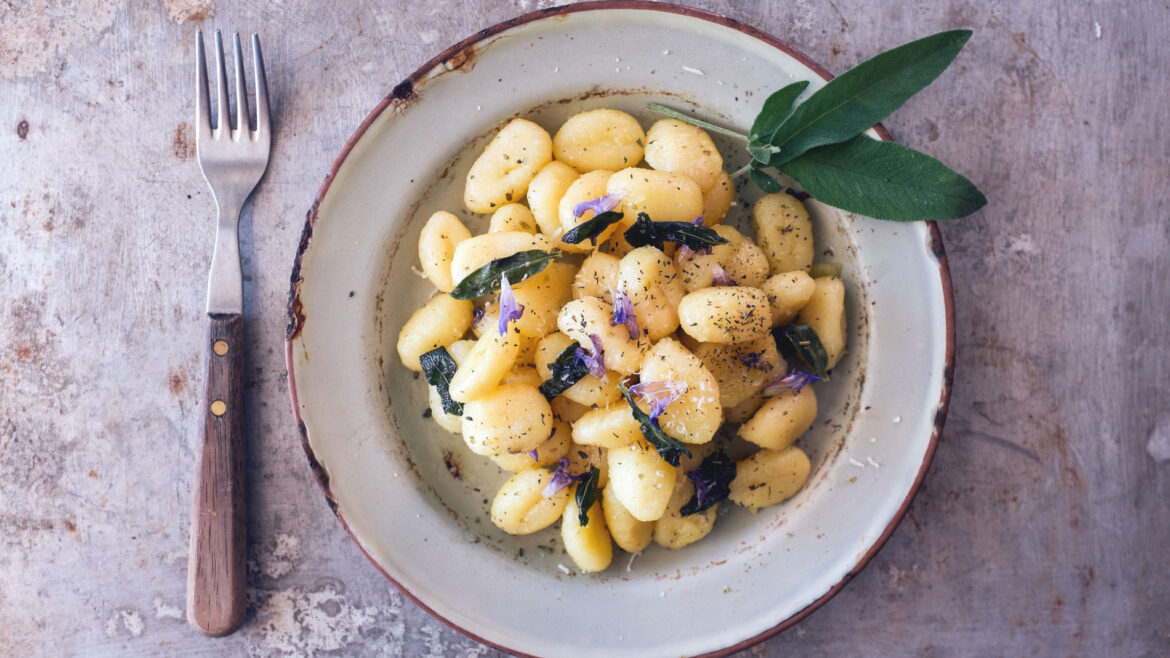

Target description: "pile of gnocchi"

left=396, top=108, right=846, bottom=573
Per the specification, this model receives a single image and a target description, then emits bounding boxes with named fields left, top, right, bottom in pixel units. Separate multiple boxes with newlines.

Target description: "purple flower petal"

left=690, top=214, right=705, bottom=225
left=686, top=468, right=710, bottom=510
left=542, top=458, right=575, bottom=497
left=472, top=306, right=485, bottom=325
left=610, top=290, right=639, bottom=340
left=575, top=334, right=607, bottom=380
left=737, top=351, right=773, bottom=371
left=528, top=448, right=539, bottom=461
left=711, top=264, right=736, bottom=287
left=573, top=192, right=624, bottom=218
left=762, top=370, right=822, bottom=396
left=497, top=274, right=525, bottom=336
left=628, top=380, right=688, bottom=421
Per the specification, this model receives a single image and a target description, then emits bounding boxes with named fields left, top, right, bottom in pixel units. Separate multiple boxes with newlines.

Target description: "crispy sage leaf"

left=773, top=323, right=830, bottom=379
left=623, top=213, right=729, bottom=252
left=561, top=210, right=624, bottom=245
left=574, top=467, right=600, bottom=527
left=681, top=449, right=736, bottom=516
left=749, top=166, right=784, bottom=194
left=769, top=30, right=973, bottom=165
left=450, top=249, right=559, bottom=300
left=749, top=80, right=811, bottom=144
left=618, top=382, right=692, bottom=467
left=419, top=347, right=463, bottom=416
left=780, top=135, right=987, bottom=221
left=538, top=344, right=589, bottom=400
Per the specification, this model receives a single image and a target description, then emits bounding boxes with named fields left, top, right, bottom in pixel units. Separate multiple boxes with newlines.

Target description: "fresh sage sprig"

left=538, top=344, right=589, bottom=400
left=618, top=382, right=692, bottom=467
left=648, top=29, right=986, bottom=222
left=623, top=213, right=729, bottom=252
left=419, top=347, right=463, bottom=416
left=681, top=449, right=736, bottom=516
left=449, top=249, right=559, bottom=300
left=561, top=210, right=624, bottom=245
left=773, top=323, right=830, bottom=379
left=574, top=467, right=600, bottom=527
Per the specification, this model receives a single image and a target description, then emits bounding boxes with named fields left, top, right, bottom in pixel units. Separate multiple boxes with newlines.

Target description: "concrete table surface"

left=2, top=0, right=1167, bottom=655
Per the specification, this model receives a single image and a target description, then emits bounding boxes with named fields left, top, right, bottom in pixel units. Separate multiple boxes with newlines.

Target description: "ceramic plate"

left=285, top=3, right=954, bottom=656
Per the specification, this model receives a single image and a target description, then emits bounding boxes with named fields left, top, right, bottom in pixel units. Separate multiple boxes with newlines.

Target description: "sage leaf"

left=538, top=344, right=589, bottom=400
left=450, top=249, right=559, bottom=299
left=769, top=30, right=972, bottom=165
left=419, top=347, right=463, bottom=416
left=645, top=103, right=749, bottom=142
left=623, top=213, right=729, bottom=252
left=747, top=143, right=774, bottom=165
left=574, top=467, right=600, bottom=527
left=681, top=449, right=736, bottom=516
left=773, top=323, right=830, bottom=379
left=618, top=382, right=692, bottom=467
left=779, top=135, right=987, bottom=220
left=749, top=80, right=811, bottom=143
left=749, top=166, right=784, bottom=194
left=560, top=210, right=623, bottom=245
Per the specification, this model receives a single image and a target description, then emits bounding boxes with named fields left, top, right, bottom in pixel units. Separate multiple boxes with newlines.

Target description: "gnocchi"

left=403, top=107, right=846, bottom=573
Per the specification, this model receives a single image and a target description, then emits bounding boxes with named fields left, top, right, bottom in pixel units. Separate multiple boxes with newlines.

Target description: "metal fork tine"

left=213, top=30, right=231, bottom=133
left=195, top=31, right=212, bottom=141
left=252, top=35, right=270, bottom=141
left=232, top=33, right=250, bottom=135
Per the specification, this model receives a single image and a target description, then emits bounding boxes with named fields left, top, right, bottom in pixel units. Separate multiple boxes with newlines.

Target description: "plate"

left=285, top=3, right=954, bottom=656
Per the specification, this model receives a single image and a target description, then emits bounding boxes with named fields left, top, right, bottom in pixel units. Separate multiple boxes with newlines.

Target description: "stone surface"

left=1, top=0, right=1167, bottom=655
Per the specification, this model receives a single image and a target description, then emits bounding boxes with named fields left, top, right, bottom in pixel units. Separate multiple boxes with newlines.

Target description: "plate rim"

left=283, top=2, right=956, bottom=655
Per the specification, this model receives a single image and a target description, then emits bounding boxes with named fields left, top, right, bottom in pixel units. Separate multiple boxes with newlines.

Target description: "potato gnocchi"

left=397, top=110, right=847, bottom=572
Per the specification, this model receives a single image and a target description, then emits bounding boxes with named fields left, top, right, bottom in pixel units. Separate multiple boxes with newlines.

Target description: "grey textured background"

left=2, top=0, right=1167, bottom=655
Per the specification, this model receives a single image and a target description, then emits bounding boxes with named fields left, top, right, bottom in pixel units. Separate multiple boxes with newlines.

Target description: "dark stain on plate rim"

left=283, top=2, right=956, bottom=656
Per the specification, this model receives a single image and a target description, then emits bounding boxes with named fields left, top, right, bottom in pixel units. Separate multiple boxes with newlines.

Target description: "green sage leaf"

left=419, top=347, right=463, bottom=416
left=645, top=103, right=749, bottom=142
left=560, top=210, right=623, bottom=245
left=769, top=30, right=973, bottom=165
left=575, top=467, right=600, bottom=527
left=749, top=166, right=784, bottom=194
left=773, top=323, right=830, bottom=379
left=779, top=135, right=987, bottom=221
left=449, top=249, right=559, bottom=300
left=618, top=382, right=692, bottom=467
left=538, top=344, right=589, bottom=400
left=623, top=213, right=729, bottom=252
left=749, top=80, right=811, bottom=143
left=681, top=449, right=736, bottom=516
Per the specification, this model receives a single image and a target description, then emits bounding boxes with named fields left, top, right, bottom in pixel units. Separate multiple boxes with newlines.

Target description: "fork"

left=187, top=30, right=269, bottom=637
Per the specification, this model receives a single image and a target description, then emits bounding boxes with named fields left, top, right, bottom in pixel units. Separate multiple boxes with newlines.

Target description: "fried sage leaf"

left=538, top=344, right=589, bottom=400
left=575, top=467, right=600, bottom=527
left=773, top=323, right=830, bottom=379
left=561, top=210, right=624, bottom=246
left=450, top=249, right=559, bottom=300
left=681, top=449, right=736, bottom=516
left=618, top=382, right=692, bottom=467
left=623, top=213, right=729, bottom=252
left=419, top=346, right=463, bottom=416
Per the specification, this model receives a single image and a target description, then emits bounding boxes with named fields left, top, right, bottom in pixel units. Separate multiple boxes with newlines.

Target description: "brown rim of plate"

left=283, top=2, right=957, bottom=656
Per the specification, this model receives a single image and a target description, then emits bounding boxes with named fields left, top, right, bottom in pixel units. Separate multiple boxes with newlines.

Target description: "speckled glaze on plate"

left=285, top=3, right=954, bottom=656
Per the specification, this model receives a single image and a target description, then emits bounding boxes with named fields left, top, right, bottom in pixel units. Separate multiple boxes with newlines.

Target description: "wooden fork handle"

left=187, top=313, right=246, bottom=636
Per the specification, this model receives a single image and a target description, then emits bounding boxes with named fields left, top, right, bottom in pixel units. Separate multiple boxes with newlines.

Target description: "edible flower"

left=611, top=289, right=639, bottom=340
left=686, top=469, right=713, bottom=511
left=541, top=457, right=584, bottom=497
left=676, top=216, right=712, bottom=266
left=497, top=274, right=525, bottom=336
left=737, top=351, right=773, bottom=371
left=762, top=370, right=822, bottom=396
left=575, top=334, right=607, bottom=379
left=711, top=264, right=736, bottom=286
left=472, top=306, right=485, bottom=326
left=573, top=192, right=624, bottom=218
left=528, top=448, right=539, bottom=461
left=628, top=380, right=689, bottom=423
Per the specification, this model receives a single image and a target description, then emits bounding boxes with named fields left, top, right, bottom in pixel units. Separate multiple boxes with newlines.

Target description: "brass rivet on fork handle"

left=187, top=29, right=270, bottom=638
